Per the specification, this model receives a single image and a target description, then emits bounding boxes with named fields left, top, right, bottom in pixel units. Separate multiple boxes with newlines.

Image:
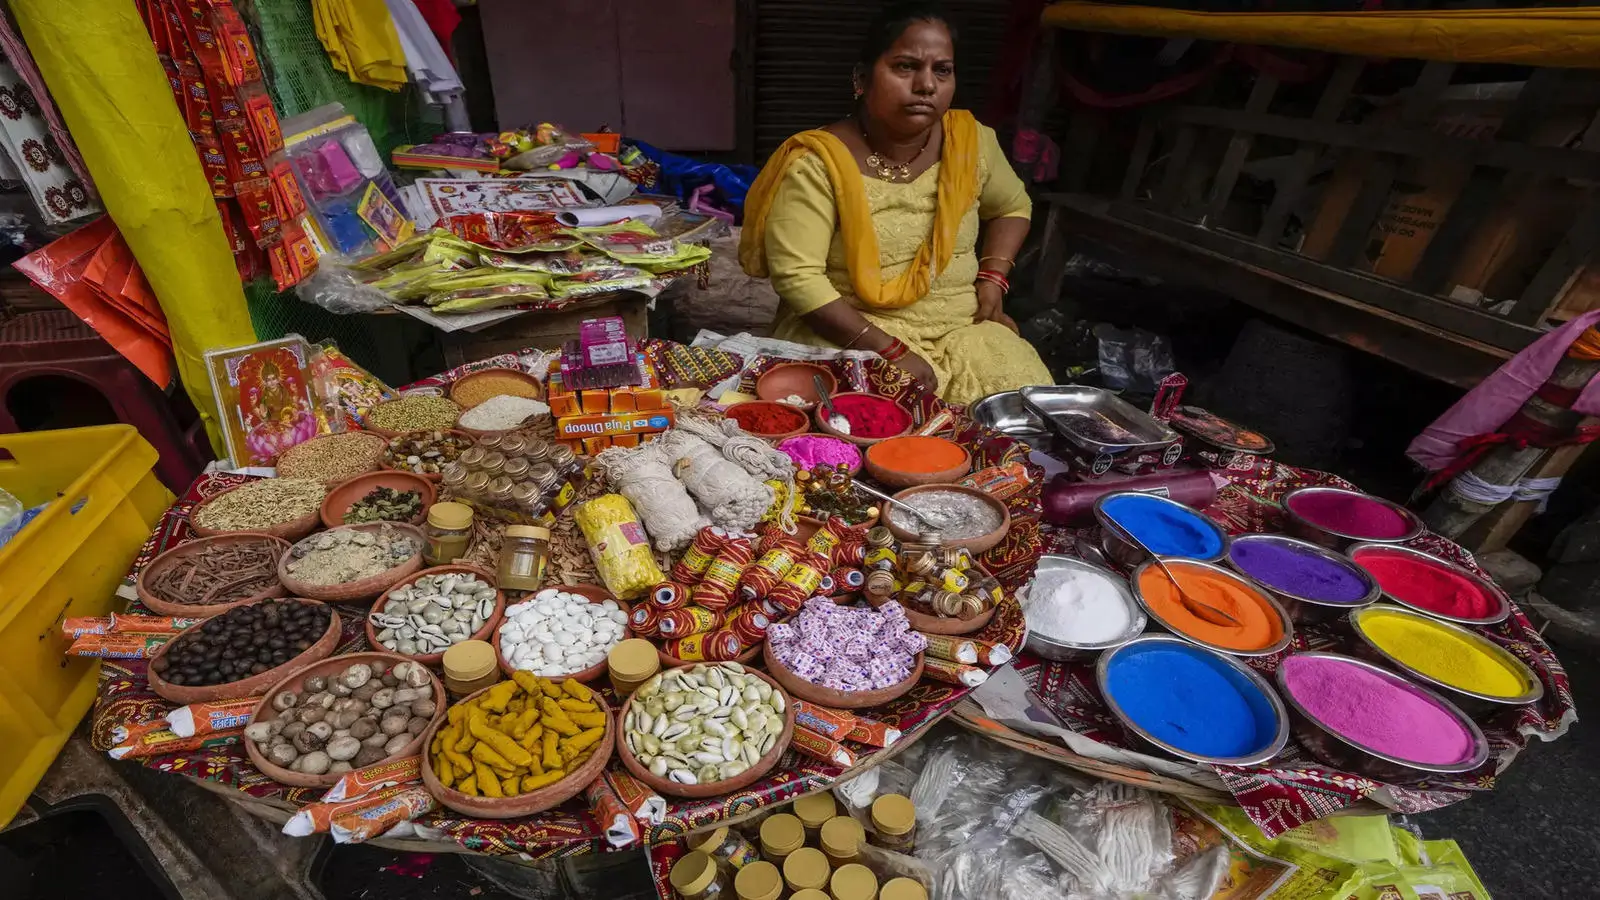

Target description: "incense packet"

left=791, top=725, right=856, bottom=768
left=844, top=714, right=901, bottom=748
left=322, top=756, right=423, bottom=803
left=792, top=700, right=856, bottom=741
left=966, top=637, right=1013, bottom=667
left=166, top=697, right=262, bottom=738
left=62, top=614, right=198, bottom=639
left=920, top=634, right=978, bottom=665
left=109, top=724, right=242, bottom=760
left=921, top=657, right=989, bottom=688
left=330, top=786, right=438, bottom=844
left=584, top=776, right=642, bottom=848
left=283, top=785, right=411, bottom=837
left=605, top=770, right=666, bottom=825
left=68, top=632, right=172, bottom=658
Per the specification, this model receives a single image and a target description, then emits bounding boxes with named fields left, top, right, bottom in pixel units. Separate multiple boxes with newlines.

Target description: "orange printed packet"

left=68, top=632, right=173, bottom=659
left=790, top=725, right=856, bottom=768
left=605, top=770, right=666, bottom=825
left=585, top=776, right=642, bottom=848
left=109, top=724, right=242, bottom=760
left=283, top=785, right=412, bottom=838
left=322, top=756, right=423, bottom=803
left=329, top=787, right=438, bottom=844
left=166, top=697, right=262, bottom=738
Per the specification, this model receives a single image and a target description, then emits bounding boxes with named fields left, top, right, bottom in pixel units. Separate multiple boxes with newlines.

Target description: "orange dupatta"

left=739, top=109, right=979, bottom=310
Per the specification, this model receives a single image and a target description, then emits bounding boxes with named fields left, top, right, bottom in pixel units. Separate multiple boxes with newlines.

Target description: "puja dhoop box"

left=545, top=362, right=675, bottom=455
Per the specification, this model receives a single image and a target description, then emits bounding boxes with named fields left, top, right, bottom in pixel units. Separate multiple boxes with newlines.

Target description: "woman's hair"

left=856, top=1, right=958, bottom=70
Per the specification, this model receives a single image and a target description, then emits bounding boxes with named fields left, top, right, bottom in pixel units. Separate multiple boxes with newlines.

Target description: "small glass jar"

left=830, top=864, right=879, bottom=900
left=502, top=457, right=531, bottom=482
left=781, top=848, right=830, bottom=894
left=458, top=446, right=488, bottom=470
left=548, top=444, right=579, bottom=476
left=733, top=862, right=783, bottom=900
left=524, top=438, right=552, bottom=464
left=685, top=826, right=760, bottom=877
left=441, top=640, right=498, bottom=697
left=478, top=451, right=508, bottom=478
left=528, top=462, right=559, bottom=492
left=869, top=795, right=917, bottom=854
left=476, top=433, right=505, bottom=451
left=758, top=814, right=805, bottom=865
left=423, top=502, right=474, bottom=565
left=440, top=462, right=469, bottom=492
left=511, top=482, right=547, bottom=518
left=486, top=475, right=516, bottom=508
left=498, top=525, right=551, bottom=592
left=499, top=433, right=528, bottom=457
left=820, top=816, right=865, bottom=869
left=793, top=793, right=837, bottom=843
left=670, top=851, right=729, bottom=900
left=461, top=472, right=491, bottom=502
left=879, top=878, right=928, bottom=900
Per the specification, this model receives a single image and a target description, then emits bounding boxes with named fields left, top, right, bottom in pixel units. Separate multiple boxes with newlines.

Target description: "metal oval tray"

left=1019, top=385, right=1177, bottom=455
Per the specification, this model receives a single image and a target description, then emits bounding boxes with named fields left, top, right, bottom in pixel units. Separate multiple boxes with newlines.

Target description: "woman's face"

left=860, top=19, right=955, bottom=136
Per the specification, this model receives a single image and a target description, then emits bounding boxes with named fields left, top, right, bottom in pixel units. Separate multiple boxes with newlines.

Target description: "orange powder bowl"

left=1130, top=559, right=1293, bottom=657
left=864, top=436, right=971, bottom=489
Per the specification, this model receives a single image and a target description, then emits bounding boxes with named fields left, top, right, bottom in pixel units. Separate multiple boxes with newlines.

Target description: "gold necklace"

left=861, top=124, right=932, bottom=182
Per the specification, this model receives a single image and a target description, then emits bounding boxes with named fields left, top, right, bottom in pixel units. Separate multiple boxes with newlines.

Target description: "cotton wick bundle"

left=595, top=443, right=708, bottom=551
left=676, top=413, right=797, bottom=481
left=659, top=431, right=774, bottom=533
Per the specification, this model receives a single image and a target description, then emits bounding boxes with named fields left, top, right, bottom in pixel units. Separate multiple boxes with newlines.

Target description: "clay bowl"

left=420, top=684, right=614, bottom=818
left=756, top=363, right=837, bottom=410
left=449, top=367, right=543, bottom=408
left=899, top=597, right=1001, bottom=636
left=277, top=522, right=427, bottom=604
left=274, top=432, right=389, bottom=484
left=146, top=599, right=342, bottom=705
left=763, top=641, right=924, bottom=710
left=864, top=436, right=972, bottom=490
left=813, top=392, right=914, bottom=447
left=136, top=533, right=291, bottom=617
left=656, top=641, right=760, bottom=669
left=189, top=481, right=325, bottom=542
left=245, top=651, right=447, bottom=788
left=776, top=435, right=863, bottom=476
left=725, top=401, right=811, bottom=442
left=457, top=411, right=551, bottom=440
left=379, top=430, right=474, bottom=483
left=617, top=664, right=796, bottom=798
left=494, top=584, right=630, bottom=683
left=363, top=398, right=463, bottom=439
left=884, top=484, right=1011, bottom=554
left=366, top=565, right=505, bottom=666
left=320, top=470, right=436, bottom=529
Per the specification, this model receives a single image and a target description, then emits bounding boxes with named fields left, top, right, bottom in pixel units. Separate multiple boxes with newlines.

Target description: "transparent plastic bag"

left=295, top=260, right=393, bottom=314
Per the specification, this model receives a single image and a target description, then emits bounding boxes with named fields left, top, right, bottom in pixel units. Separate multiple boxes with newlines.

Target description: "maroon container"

left=1043, top=469, right=1223, bottom=525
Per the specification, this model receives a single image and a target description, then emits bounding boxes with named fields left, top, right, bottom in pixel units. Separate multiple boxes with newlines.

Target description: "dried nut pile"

left=285, top=525, right=419, bottom=585
left=384, top=431, right=471, bottom=476
left=153, top=600, right=332, bottom=686
left=246, top=660, right=438, bottom=775
left=344, top=486, right=424, bottom=524
left=430, top=673, right=607, bottom=798
left=368, top=396, right=461, bottom=432
left=499, top=588, right=628, bottom=677
left=193, top=478, right=327, bottom=532
left=276, top=433, right=385, bottom=483
left=624, top=663, right=785, bottom=786
left=371, top=571, right=496, bottom=655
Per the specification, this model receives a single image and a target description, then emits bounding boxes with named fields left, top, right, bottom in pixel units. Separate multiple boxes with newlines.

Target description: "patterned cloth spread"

left=1021, top=453, right=1575, bottom=838
left=88, top=350, right=1038, bottom=857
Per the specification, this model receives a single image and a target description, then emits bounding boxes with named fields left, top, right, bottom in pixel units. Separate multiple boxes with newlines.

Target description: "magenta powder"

left=1280, top=655, right=1475, bottom=765
left=778, top=435, right=862, bottom=471
left=1288, top=490, right=1412, bottom=539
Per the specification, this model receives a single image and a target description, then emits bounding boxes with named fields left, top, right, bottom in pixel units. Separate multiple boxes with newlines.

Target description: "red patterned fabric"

left=1021, top=454, right=1575, bottom=837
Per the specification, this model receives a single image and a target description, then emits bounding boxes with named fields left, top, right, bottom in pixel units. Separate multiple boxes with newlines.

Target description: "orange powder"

left=867, top=436, right=967, bottom=474
left=1137, top=563, right=1283, bottom=651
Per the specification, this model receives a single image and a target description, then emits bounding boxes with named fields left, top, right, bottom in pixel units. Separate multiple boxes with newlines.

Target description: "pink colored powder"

left=778, top=435, right=862, bottom=471
left=1288, top=490, right=1412, bottom=539
left=1280, top=655, right=1475, bottom=765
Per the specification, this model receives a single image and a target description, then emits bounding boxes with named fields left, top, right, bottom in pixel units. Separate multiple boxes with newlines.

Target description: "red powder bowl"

left=1282, top=486, right=1423, bottom=549
left=814, top=392, right=913, bottom=446
left=725, top=400, right=810, bottom=440
left=1348, top=544, right=1510, bottom=626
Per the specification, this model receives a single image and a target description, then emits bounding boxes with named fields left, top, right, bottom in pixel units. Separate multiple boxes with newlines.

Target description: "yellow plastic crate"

left=0, top=425, right=174, bottom=826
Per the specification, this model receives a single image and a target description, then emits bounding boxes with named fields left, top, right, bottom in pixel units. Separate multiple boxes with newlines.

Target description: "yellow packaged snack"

left=575, top=494, right=664, bottom=600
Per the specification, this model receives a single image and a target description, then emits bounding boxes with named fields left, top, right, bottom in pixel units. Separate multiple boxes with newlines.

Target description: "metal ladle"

left=850, top=480, right=946, bottom=533
left=1114, top=527, right=1241, bottom=628
left=814, top=374, right=852, bottom=434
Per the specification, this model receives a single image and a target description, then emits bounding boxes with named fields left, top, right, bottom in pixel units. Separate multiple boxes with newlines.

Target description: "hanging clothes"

left=0, top=52, right=99, bottom=223
left=383, top=0, right=462, bottom=105
left=0, top=7, right=96, bottom=204
left=312, top=0, right=409, bottom=91
left=408, top=0, right=461, bottom=62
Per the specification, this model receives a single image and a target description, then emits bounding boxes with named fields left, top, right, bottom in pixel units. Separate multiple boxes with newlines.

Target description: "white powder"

left=1026, top=567, right=1133, bottom=644
left=458, top=395, right=550, bottom=431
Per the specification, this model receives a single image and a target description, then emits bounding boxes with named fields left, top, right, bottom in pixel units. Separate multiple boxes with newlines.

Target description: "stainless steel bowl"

left=1347, top=604, right=1543, bottom=717
left=1225, top=534, right=1381, bottom=624
left=1346, top=542, right=1512, bottom=626
left=1275, top=650, right=1491, bottom=782
left=1280, top=486, right=1424, bottom=550
left=969, top=390, right=1050, bottom=440
left=1093, top=491, right=1229, bottom=569
left=1022, top=555, right=1147, bottom=661
left=1129, top=558, right=1295, bottom=657
left=1096, top=635, right=1289, bottom=766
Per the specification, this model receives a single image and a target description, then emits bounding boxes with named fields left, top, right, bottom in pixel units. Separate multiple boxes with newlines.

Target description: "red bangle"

left=881, top=337, right=909, bottom=362
left=975, top=270, right=1011, bottom=293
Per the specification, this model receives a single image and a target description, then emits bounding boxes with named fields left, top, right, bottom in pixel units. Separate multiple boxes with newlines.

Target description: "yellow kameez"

left=761, top=123, right=1052, bottom=405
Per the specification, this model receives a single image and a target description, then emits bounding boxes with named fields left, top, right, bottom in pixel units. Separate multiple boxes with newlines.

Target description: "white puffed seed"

left=498, top=591, right=626, bottom=677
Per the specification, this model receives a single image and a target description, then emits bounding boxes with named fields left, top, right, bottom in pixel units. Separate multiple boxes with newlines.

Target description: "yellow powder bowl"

left=1348, top=605, right=1543, bottom=716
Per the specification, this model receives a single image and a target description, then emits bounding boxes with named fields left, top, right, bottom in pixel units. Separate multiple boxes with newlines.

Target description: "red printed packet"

left=246, top=92, right=284, bottom=156
left=284, top=221, right=319, bottom=282
left=234, top=176, right=282, bottom=245
left=270, top=161, right=307, bottom=218
left=211, top=1, right=262, bottom=86
left=218, top=117, right=267, bottom=182
left=209, top=77, right=243, bottom=121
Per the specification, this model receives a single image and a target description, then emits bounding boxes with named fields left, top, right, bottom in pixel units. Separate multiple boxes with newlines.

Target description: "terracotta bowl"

left=763, top=641, right=924, bottom=710
left=363, top=398, right=463, bottom=439
left=420, top=684, right=614, bottom=818
left=900, top=598, right=1000, bottom=636
left=146, top=599, right=342, bottom=705
left=617, top=664, right=796, bottom=798
left=813, top=392, right=914, bottom=447
left=136, top=533, right=291, bottom=617
left=245, top=651, right=447, bottom=788
left=495, top=584, right=631, bottom=683
left=864, top=436, right=972, bottom=490
left=320, top=470, right=437, bottom=529
left=756, top=363, right=837, bottom=410
left=449, top=368, right=544, bottom=408
left=278, top=523, right=427, bottom=604
left=366, top=565, right=505, bottom=666
left=189, top=482, right=324, bottom=542
left=884, top=484, right=1011, bottom=554
left=379, top=430, right=475, bottom=483
left=275, top=432, right=389, bottom=484
left=725, top=401, right=811, bottom=442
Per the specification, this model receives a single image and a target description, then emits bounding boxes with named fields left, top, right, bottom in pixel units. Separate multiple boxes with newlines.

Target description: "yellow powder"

left=1360, top=610, right=1526, bottom=698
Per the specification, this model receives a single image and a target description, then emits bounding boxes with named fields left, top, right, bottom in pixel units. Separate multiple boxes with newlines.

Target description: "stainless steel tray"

left=1019, top=385, right=1178, bottom=455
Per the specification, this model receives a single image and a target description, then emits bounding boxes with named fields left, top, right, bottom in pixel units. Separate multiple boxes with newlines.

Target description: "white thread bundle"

left=659, top=432, right=773, bottom=533
left=594, top=444, right=707, bottom=551
left=1092, top=783, right=1170, bottom=891
left=1448, top=470, right=1562, bottom=513
left=675, top=413, right=796, bottom=481
left=1011, top=810, right=1113, bottom=894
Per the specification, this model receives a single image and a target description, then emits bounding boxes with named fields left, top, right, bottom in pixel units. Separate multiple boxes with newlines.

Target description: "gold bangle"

left=843, top=322, right=873, bottom=349
left=978, top=255, right=1015, bottom=270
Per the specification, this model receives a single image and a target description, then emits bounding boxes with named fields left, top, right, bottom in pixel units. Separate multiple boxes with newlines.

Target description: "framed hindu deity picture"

left=204, top=335, right=329, bottom=467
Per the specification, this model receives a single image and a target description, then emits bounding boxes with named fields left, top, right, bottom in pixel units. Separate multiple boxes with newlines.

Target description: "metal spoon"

left=850, top=480, right=945, bottom=532
left=1113, top=526, right=1241, bottom=627
left=814, top=375, right=851, bottom=434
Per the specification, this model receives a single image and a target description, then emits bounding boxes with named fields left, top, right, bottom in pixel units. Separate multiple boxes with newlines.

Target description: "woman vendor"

left=740, top=1, right=1053, bottom=405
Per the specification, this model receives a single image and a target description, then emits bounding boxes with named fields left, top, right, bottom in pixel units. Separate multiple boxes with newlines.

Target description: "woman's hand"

left=895, top=351, right=939, bottom=391
left=975, top=280, right=1018, bottom=334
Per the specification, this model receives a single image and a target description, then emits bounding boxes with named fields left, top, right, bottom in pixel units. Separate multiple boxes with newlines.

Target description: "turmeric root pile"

left=430, top=673, right=607, bottom=797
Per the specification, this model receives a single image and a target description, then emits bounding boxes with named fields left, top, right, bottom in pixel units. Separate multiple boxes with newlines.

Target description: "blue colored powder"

left=1101, top=494, right=1224, bottom=558
left=1104, top=644, right=1276, bottom=758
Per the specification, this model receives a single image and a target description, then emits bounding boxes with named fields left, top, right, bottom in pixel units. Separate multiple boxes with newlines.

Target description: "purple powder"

left=1230, top=538, right=1370, bottom=603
